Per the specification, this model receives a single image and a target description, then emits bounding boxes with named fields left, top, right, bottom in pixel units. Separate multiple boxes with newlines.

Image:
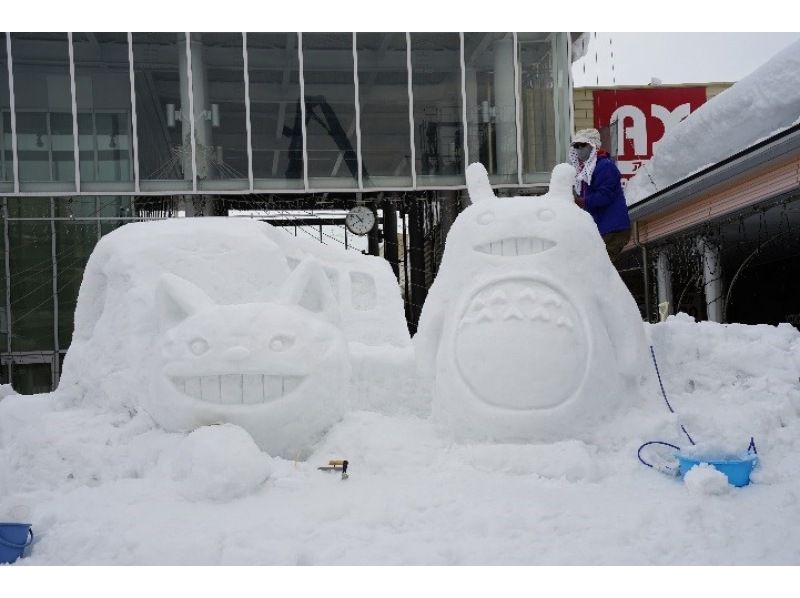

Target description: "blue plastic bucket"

left=677, top=454, right=758, bottom=487
left=0, top=523, right=33, bottom=564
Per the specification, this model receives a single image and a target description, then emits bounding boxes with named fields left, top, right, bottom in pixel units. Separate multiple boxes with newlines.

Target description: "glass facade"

left=410, top=33, right=465, bottom=187
left=191, top=33, right=249, bottom=190
left=131, top=33, right=191, bottom=191
left=0, top=32, right=574, bottom=392
left=1, top=33, right=12, bottom=192
left=11, top=33, right=76, bottom=192
left=356, top=33, right=412, bottom=188
left=464, top=33, right=519, bottom=185
left=73, top=33, right=134, bottom=191
left=518, top=32, right=571, bottom=183
left=0, top=32, right=571, bottom=194
left=302, top=33, right=359, bottom=189
left=247, top=33, right=304, bottom=189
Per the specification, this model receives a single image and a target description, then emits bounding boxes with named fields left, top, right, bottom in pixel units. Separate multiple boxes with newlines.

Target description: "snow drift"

left=625, top=38, right=800, bottom=205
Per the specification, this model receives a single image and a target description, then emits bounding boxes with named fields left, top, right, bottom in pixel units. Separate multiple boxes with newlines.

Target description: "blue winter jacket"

left=581, top=155, right=630, bottom=236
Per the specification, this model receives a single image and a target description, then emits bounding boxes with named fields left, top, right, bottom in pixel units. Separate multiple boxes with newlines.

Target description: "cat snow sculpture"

left=146, top=257, right=350, bottom=458
left=414, top=162, right=648, bottom=443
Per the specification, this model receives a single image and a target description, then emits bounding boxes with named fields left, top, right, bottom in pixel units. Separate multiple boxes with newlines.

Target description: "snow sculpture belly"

left=455, top=276, right=587, bottom=410
left=415, top=162, right=648, bottom=443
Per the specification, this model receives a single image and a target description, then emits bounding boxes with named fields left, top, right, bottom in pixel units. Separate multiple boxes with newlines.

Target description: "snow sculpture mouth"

left=474, top=237, right=556, bottom=257
left=169, top=374, right=306, bottom=405
left=454, top=277, right=588, bottom=410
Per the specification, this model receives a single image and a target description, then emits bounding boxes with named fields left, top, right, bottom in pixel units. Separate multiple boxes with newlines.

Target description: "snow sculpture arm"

left=585, top=160, right=623, bottom=210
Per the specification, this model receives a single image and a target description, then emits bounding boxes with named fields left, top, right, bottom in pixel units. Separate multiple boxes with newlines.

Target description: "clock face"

left=345, top=206, right=376, bottom=236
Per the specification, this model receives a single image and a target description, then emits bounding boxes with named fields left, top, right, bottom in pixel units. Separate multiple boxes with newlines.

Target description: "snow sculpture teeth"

left=475, top=237, right=555, bottom=257
left=170, top=375, right=305, bottom=404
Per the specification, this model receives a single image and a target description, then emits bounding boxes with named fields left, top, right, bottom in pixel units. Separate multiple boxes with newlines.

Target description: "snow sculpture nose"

left=224, top=346, right=251, bottom=361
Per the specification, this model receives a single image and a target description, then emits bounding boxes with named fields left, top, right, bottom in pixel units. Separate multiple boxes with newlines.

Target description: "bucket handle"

left=0, top=527, right=33, bottom=550
left=637, top=441, right=681, bottom=475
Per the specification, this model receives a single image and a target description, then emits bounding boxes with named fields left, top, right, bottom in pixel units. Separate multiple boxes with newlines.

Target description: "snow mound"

left=626, top=39, right=800, bottom=205
left=684, top=463, right=732, bottom=496
left=165, top=424, right=272, bottom=502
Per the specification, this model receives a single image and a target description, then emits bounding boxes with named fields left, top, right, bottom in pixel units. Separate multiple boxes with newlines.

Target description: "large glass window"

left=356, top=33, right=412, bottom=189
left=131, top=33, right=192, bottom=191
left=302, top=33, right=359, bottom=189
left=410, top=33, right=464, bottom=186
left=191, top=33, right=248, bottom=190
left=72, top=33, right=134, bottom=192
left=519, top=33, right=563, bottom=183
left=7, top=198, right=54, bottom=353
left=464, top=33, right=518, bottom=185
left=1, top=34, right=13, bottom=192
left=11, top=33, right=76, bottom=192
left=247, top=33, right=303, bottom=190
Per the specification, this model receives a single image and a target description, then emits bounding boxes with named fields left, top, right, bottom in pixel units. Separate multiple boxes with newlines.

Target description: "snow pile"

left=625, top=39, right=800, bottom=205
left=416, top=163, right=649, bottom=444
left=683, top=463, right=732, bottom=496
left=647, top=313, right=800, bottom=454
left=58, top=218, right=415, bottom=458
left=1, top=314, right=800, bottom=563
left=164, top=424, right=272, bottom=502
left=0, top=383, right=18, bottom=401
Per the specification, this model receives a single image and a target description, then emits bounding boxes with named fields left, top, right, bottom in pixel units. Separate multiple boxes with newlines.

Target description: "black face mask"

left=575, top=146, right=592, bottom=162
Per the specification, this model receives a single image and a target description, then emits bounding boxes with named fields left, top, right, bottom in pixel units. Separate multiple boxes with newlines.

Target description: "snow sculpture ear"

left=156, top=273, right=215, bottom=331
left=279, top=257, right=339, bottom=324
left=549, top=163, right=577, bottom=202
left=466, top=162, right=495, bottom=203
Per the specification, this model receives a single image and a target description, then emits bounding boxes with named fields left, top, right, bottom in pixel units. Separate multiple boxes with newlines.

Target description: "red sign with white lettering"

left=593, top=87, right=707, bottom=181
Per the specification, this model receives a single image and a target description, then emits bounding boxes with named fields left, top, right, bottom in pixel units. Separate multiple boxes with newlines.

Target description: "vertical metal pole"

left=185, top=33, right=198, bottom=192
left=2, top=198, right=13, bottom=384
left=566, top=32, right=575, bottom=148
left=642, top=245, right=651, bottom=323
left=512, top=32, right=524, bottom=187
left=297, top=33, right=309, bottom=192
left=459, top=32, right=469, bottom=176
left=405, top=32, right=417, bottom=191
left=50, top=197, right=59, bottom=389
left=352, top=32, right=364, bottom=190
left=242, top=32, right=254, bottom=192
left=68, top=32, right=81, bottom=191
left=344, top=225, right=348, bottom=250
left=127, top=33, right=140, bottom=193
left=6, top=34, right=19, bottom=193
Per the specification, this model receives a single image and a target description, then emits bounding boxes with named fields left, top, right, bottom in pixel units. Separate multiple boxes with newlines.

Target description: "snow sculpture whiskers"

left=414, top=162, right=648, bottom=443
left=148, top=257, right=350, bottom=458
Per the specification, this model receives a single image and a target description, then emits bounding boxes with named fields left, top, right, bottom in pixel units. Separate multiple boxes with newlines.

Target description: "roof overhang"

left=629, top=122, right=800, bottom=223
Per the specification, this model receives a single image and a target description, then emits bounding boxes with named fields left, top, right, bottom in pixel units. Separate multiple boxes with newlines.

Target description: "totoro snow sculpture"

left=414, top=162, right=648, bottom=443
left=148, top=258, right=350, bottom=458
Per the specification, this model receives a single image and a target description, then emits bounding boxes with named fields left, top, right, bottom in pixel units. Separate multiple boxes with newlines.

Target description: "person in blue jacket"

left=568, top=128, right=631, bottom=262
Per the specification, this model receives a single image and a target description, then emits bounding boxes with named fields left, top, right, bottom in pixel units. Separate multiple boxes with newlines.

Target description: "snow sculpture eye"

left=269, top=335, right=295, bottom=352
left=477, top=211, right=495, bottom=225
left=538, top=208, right=555, bottom=222
left=189, top=338, right=209, bottom=356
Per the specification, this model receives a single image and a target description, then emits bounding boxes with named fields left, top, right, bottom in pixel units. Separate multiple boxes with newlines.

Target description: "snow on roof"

left=625, top=38, right=800, bottom=206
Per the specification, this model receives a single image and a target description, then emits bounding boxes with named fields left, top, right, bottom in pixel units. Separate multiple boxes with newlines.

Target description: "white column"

left=492, top=36, right=516, bottom=176
left=189, top=34, right=211, bottom=182
left=698, top=237, right=724, bottom=323
left=464, top=66, right=479, bottom=166
left=655, top=249, right=673, bottom=320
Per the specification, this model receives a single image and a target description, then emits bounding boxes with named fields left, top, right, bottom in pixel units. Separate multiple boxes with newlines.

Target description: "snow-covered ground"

left=625, top=38, right=800, bottom=205
left=2, top=313, right=800, bottom=564
left=2, top=167, right=800, bottom=566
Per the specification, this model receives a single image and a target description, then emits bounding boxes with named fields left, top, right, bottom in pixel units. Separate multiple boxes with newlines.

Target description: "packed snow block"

left=415, top=163, right=649, bottom=443
left=59, top=218, right=414, bottom=457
